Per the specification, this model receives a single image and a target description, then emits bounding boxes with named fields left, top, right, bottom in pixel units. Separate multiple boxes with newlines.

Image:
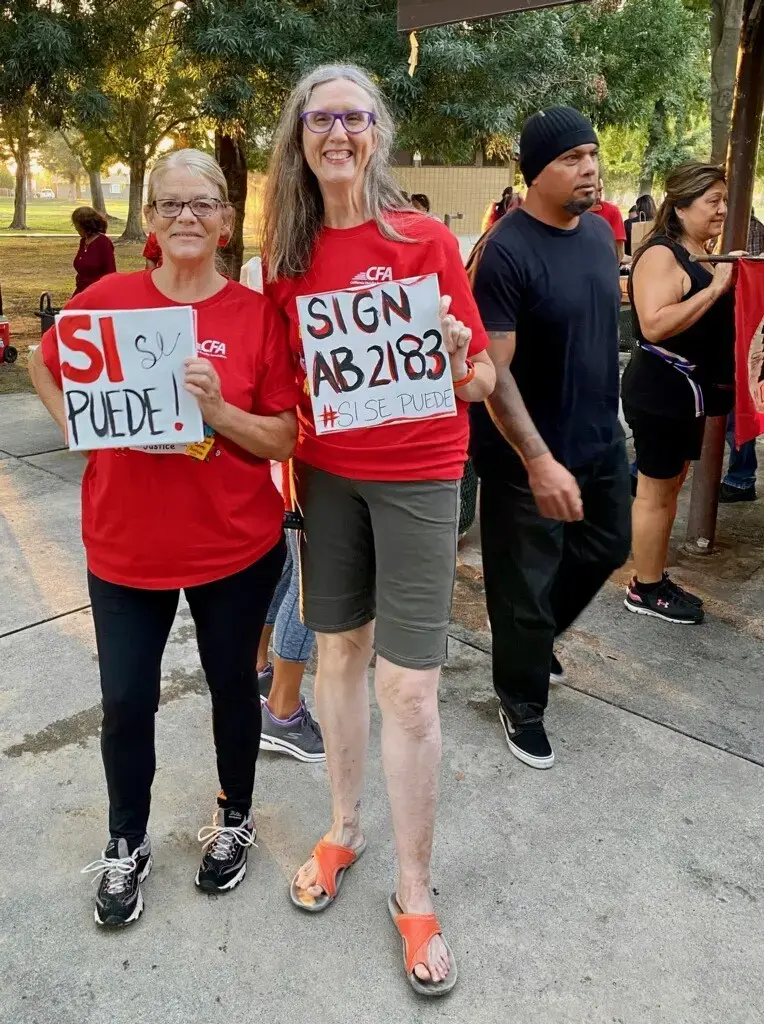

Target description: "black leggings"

left=88, top=540, right=286, bottom=845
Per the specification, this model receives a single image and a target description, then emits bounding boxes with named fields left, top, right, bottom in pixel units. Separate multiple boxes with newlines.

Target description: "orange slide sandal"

left=289, top=837, right=367, bottom=912
left=388, top=894, right=458, bottom=996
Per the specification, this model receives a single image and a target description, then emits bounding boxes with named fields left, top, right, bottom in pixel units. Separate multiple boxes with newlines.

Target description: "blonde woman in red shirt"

left=262, top=63, right=495, bottom=996
left=30, top=149, right=297, bottom=929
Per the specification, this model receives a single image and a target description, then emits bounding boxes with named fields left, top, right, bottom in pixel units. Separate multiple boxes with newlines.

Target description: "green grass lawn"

left=0, top=237, right=144, bottom=393
left=0, top=235, right=259, bottom=395
left=0, top=197, right=131, bottom=234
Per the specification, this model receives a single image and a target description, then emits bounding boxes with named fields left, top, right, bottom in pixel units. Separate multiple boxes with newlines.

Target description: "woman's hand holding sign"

left=184, top=355, right=296, bottom=461
left=439, top=295, right=471, bottom=379
left=438, top=293, right=495, bottom=402
left=184, top=357, right=226, bottom=425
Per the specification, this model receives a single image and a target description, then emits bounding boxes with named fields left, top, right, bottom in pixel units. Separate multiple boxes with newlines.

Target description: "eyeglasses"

left=152, top=199, right=224, bottom=218
left=300, top=110, right=376, bottom=134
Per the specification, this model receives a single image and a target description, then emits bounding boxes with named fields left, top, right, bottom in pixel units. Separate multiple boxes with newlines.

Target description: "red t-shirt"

left=73, top=233, right=116, bottom=295
left=42, top=271, right=298, bottom=590
left=142, top=232, right=163, bottom=266
left=593, top=201, right=627, bottom=243
left=264, top=213, right=488, bottom=481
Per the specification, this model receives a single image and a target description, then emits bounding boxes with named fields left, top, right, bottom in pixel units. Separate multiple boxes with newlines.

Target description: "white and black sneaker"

left=550, top=653, right=566, bottom=685
left=259, top=701, right=325, bottom=762
left=195, top=807, right=256, bottom=892
left=624, top=578, right=704, bottom=624
left=82, top=835, right=152, bottom=927
left=498, top=706, right=555, bottom=769
left=662, top=573, right=703, bottom=608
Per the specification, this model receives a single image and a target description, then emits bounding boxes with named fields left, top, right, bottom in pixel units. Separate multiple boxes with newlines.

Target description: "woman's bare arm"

left=632, top=245, right=733, bottom=343
left=28, top=346, right=67, bottom=438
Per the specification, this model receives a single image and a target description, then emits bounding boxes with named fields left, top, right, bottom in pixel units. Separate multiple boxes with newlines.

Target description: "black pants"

left=478, top=441, right=631, bottom=725
left=88, top=540, right=286, bottom=844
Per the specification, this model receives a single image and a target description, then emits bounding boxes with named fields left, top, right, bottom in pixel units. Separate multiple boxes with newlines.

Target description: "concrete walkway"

left=1, top=393, right=762, bottom=1024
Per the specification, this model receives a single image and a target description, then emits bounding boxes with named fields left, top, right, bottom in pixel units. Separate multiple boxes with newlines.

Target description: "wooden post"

left=685, top=0, right=764, bottom=552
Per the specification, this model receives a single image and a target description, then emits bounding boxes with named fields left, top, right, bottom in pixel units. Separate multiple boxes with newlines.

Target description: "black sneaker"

left=195, top=807, right=256, bottom=892
left=258, top=663, right=273, bottom=703
left=624, top=579, right=704, bottom=624
left=82, top=835, right=152, bottom=927
left=498, top=707, right=555, bottom=769
left=260, top=701, right=326, bottom=762
left=550, top=654, right=565, bottom=685
left=719, top=482, right=756, bottom=503
left=662, top=572, right=703, bottom=608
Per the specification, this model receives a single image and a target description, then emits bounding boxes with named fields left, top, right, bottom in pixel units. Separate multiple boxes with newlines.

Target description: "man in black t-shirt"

left=470, top=106, right=631, bottom=771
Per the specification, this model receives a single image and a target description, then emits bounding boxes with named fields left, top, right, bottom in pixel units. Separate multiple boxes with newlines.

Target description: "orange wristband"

left=453, top=359, right=476, bottom=388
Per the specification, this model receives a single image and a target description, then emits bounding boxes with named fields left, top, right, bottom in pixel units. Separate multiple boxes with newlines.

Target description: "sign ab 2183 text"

left=296, top=273, right=455, bottom=435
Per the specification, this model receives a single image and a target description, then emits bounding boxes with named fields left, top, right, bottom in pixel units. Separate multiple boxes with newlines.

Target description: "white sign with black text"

left=296, top=273, right=455, bottom=434
left=55, top=306, right=204, bottom=451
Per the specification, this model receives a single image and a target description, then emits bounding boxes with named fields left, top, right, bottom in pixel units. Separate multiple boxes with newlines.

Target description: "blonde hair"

left=262, top=64, right=411, bottom=282
left=146, top=148, right=228, bottom=205
left=144, top=148, right=233, bottom=246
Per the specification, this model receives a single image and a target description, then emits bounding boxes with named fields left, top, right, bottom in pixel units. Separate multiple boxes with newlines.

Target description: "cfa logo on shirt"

left=350, top=265, right=394, bottom=285
left=198, top=339, right=226, bottom=358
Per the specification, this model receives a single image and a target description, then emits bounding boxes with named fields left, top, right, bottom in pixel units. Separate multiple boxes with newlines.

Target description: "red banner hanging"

left=735, top=260, right=764, bottom=445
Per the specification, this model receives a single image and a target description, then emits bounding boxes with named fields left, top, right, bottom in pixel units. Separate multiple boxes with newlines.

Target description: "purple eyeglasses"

left=300, top=110, right=376, bottom=134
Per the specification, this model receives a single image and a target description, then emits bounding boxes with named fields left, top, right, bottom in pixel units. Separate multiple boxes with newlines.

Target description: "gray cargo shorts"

left=292, top=461, right=460, bottom=670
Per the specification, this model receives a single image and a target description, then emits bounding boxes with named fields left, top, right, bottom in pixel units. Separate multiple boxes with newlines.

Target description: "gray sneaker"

left=259, top=702, right=325, bottom=762
left=257, top=663, right=273, bottom=703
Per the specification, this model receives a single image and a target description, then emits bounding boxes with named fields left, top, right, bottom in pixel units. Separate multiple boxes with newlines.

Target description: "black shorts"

left=624, top=407, right=706, bottom=480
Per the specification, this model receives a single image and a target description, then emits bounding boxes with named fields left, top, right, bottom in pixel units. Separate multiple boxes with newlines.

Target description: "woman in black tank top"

left=621, top=162, right=736, bottom=625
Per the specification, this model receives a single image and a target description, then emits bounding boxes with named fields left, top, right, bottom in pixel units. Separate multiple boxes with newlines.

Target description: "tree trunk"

left=215, top=130, right=247, bottom=280
left=710, top=0, right=745, bottom=165
left=9, top=112, right=29, bottom=230
left=119, top=157, right=147, bottom=242
left=89, top=170, right=108, bottom=218
left=638, top=100, right=665, bottom=196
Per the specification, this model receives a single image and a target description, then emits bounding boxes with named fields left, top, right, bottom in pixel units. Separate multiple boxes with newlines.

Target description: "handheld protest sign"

left=296, top=273, right=456, bottom=435
left=55, top=307, right=204, bottom=451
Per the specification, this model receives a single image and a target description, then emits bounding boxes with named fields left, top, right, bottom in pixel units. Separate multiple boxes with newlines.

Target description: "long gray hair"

left=262, top=64, right=411, bottom=282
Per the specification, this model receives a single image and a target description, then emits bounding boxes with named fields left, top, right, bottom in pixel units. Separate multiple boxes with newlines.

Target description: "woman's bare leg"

left=632, top=468, right=687, bottom=582
left=293, top=623, right=373, bottom=894
left=374, top=655, right=450, bottom=985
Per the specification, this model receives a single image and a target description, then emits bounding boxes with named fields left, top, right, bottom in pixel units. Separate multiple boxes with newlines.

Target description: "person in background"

left=410, top=193, right=430, bottom=214
left=720, top=410, right=757, bottom=502
left=263, top=63, right=494, bottom=995
left=591, top=179, right=627, bottom=261
left=624, top=204, right=638, bottom=256
left=256, top=464, right=324, bottom=762
left=625, top=194, right=657, bottom=257
left=622, top=163, right=736, bottom=624
left=72, top=207, right=116, bottom=295
left=30, top=148, right=297, bottom=927
left=143, top=231, right=163, bottom=269
left=718, top=207, right=764, bottom=503
left=748, top=208, right=764, bottom=257
left=469, top=107, right=630, bottom=772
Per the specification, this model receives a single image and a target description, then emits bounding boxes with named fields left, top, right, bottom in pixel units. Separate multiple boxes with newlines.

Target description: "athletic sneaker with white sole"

left=195, top=807, right=256, bottom=892
left=550, top=653, right=566, bottom=684
left=624, top=578, right=704, bottom=624
left=81, top=835, right=152, bottom=927
left=258, top=663, right=273, bottom=702
left=260, top=701, right=325, bottom=762
left=498, top=706, right=555, bottom=769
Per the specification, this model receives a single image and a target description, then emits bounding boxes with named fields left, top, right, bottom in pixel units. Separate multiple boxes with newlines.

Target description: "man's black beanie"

left=519, top=106, right=598, bottom=186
